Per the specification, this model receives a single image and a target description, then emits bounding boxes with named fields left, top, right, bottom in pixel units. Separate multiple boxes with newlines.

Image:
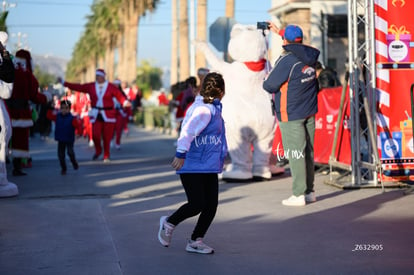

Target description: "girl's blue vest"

left=177, top=99, right=227, bottom=174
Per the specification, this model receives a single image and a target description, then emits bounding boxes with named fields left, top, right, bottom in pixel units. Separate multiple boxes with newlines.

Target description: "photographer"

left=263, top=22, right=320, bottom=206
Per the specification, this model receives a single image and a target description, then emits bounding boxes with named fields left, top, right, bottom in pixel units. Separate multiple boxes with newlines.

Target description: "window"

left=327, top=15, right=348, bottom=38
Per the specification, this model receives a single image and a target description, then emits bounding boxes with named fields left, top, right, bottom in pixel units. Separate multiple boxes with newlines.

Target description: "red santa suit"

left=158, top=92, right=169, bottom=106
left=7, top=49, right=50, bottom=176
left=70, top=91, right=84, bottom=136
left=80, top=94, right=93, bottom=143
left=63, top=69, right=129, bottom=161
left=114, top=98, right=126, bottom=149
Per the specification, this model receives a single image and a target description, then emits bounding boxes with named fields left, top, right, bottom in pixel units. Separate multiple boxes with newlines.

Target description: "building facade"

left=268, top=0, right=348, bottom=82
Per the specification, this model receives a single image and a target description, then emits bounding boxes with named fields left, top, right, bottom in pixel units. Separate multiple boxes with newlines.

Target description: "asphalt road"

left=1, top=125, right=413, bottom=275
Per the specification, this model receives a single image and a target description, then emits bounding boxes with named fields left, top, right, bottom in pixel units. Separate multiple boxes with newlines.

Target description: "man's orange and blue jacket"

left=263, top=43, right=320, bottom=122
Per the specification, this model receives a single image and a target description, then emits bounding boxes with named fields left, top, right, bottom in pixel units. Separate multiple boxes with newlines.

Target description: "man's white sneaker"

left=282, top=195, right=305, bottom=206
left=186, top=238, right=214, bottom=254
left=305, top=192, right=316, bottom=203
left=158, top=216, right=174, bottom=247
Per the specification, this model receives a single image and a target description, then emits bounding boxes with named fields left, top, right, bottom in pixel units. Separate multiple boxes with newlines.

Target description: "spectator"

left=263, top=23, right=320, bottom=206
left=158, top=90, right=169, bottom=106
left=315, top=61, right=341, bottom=90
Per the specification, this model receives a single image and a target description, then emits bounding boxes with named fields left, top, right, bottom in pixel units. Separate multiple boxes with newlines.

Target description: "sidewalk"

left=1, top=125, right=413, bottom=275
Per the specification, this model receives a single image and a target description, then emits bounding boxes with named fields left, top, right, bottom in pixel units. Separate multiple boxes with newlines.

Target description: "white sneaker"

left=186, top=238, right=214, bottom=254
left=305, top=192, right=316, bottom=203
left=158, top=216, right=174, bottom=247
left=222, top=169, right=253, bottom=181
left=282, top=195, right=305, bottom=206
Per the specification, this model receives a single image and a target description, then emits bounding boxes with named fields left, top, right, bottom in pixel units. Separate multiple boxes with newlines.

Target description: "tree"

left=178, top=0, right=190, bottom=81
left=66, top=0, right=159, bottom=83
left=89, top=0, right=121, bottom=81
left=225, top=0, right=235, bottom=18
left=196, top=0, right=207, bottom=70
left=224, top=0, right=235, bottom=62
left=117, top=0, right=159, bottom=83
left=135, top=59, right=163, bottom=97
left=0, top=11, right=8, bottom=33
left=66, top=20, right=103, bottom=82
left=170, top=0, right=178, bottom=85
left=33, top=66, right=59, bottom=89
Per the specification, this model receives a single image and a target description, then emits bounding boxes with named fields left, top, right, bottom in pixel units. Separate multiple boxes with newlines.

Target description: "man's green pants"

left=279, top=116, right=315, bottom=196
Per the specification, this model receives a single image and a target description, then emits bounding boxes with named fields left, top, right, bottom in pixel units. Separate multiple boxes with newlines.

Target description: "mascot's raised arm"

left=195, top=24, right=284, bottom=182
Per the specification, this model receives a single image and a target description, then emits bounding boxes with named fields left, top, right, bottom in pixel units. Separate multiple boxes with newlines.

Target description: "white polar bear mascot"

left=196, top=24, right=283, bottom=181
left=0, top=32, right=18, bottom=197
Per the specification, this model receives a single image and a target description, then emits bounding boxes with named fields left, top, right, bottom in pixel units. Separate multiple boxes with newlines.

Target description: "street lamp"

left=11, top=32, right=28, bottom=50
left=2, top=1, right=16, bottom=12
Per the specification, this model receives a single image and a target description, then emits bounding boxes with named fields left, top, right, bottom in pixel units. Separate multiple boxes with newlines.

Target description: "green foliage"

left=0, top=11, right=8, bottom=33
left=135, top=105, right=169, bottom=129
left=33, top=66, right=57, bottom=90
left=135, top=59, right=163, bottom=98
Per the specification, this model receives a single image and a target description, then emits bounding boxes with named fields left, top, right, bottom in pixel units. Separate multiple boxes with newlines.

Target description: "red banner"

left=314, top=87, right=351, bottom=165
left=375, top=0, right=414, bottom=180
left=272, top=87, right=351, bottom=166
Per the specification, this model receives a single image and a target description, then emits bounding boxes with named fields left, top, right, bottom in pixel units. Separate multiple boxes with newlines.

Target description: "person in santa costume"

left=63, top=69, right=131, bottom=162
left=0, top=31, right=19, bottom=197
left=112, top=79, right=131, bottom=150
left=7, top=49, right=51, bottom=176
left=80, top=94, right=93, bottom=146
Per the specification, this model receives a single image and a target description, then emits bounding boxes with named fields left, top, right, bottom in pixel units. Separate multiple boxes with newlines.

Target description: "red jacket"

left=64, top=81, right=128, bottom=123
left=7, top=68, right=49, bottom=127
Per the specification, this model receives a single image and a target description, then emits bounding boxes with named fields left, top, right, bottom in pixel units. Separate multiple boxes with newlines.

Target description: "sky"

left=6, top=0, right=271, bottom=69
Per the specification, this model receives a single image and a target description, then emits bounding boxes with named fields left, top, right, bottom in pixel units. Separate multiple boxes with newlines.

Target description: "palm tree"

left=170, top=0, right=178, bottom=85
left=117, top=0, right=159, bottom=83
left=66, top=1, right=110, bottom=82
left=92, top=0, right=122, bottom=81
left=67, top=0, right=159, bottom=83
left=0, top=11, right=8, bottom=33
left=117, top=0, right=138, bottom=82
left=196, top=0, right=207, bottom=70
left=179, top=0, right=190, bottom=81
left=225, top=0, right=235, bottom=18
left=224, top=0, right=235, bottom=62
left=66, top=22, right=101, bottom=82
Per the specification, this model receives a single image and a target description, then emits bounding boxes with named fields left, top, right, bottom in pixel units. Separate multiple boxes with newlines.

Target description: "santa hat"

left=96, top=69, right=106, bottom=77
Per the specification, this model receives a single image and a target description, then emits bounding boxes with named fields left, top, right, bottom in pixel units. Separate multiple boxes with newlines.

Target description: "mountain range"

left=32, top=54, right=68, bottom=78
